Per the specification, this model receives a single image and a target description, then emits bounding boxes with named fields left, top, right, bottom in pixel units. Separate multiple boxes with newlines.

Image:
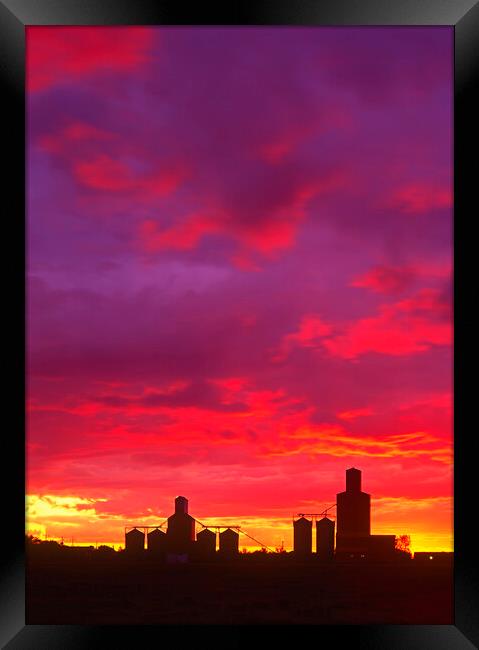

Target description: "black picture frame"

left=1, top=1, right=477, bottom=648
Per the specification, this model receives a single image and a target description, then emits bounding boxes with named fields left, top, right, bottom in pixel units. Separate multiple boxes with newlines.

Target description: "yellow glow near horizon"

left=26, top=493, right=453, bottom=554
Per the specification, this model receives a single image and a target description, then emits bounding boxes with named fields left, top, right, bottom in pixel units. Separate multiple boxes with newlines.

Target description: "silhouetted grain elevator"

left=166, top=496, right=196, bottom=554
left=336, top=467, right=371, bottom=556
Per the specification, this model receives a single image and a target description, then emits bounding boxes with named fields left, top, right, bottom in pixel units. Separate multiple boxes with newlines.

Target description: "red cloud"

left=337, top=407, right=375, bottom=421
left=74, top=155, right=185, bottom=197
left=273, top=315, right=333, bottom=361
left=257, top=105, right=351, bottom=164
left=230, top=253, right=262, bottom=272
left=385, top=182, right=452, bottom=214
left=140, top=207, right=303, bottom=257
left=398, top=392, right=451, bottom=412
left=352, top=262, right=452, bottom=295
left=258, top=124, right=317, bottom=164
left=324, top=289, right=451, bottom=359
left=227, top=174, right=343, bottom=257
left=138, top=175, right=342, bottom=260
left=27, top=27, right=154, bottom=92
left=352, top=264, right=417, bottom=294
left=139, top=207, right=307, bottom=257
left=395, top=288, right=451, bottom=319
left=140, top=214, right=219, bottom=252
left=75, top=155, right=134, bottom=191
left=38, top=122, right=117, bottom=154
left=275, top=288, right=451, bottom=361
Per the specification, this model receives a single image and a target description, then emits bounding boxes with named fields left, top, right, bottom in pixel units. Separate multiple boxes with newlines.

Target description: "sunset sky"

left=26, top=27, right=453, bottom=552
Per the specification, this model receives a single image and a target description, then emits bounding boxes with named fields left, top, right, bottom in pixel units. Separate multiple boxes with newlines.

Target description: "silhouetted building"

left=316, top=517, right=335, bottom=560
left=335, top=533, right=397, bottom=561
left=166, top=496, right=196, bottom=555
left=196, top=528, right=216, bottom=557
left=125, top=528, right=145, bottom=553
left=293, top=516, right=312, bottom=556
left=219, top=528, right=239, bottom=556
left=147, top=527, right=166, bottom=553
left=336, top=467, right=370, bottom=557
left=367, top=534, right=396, bottom=559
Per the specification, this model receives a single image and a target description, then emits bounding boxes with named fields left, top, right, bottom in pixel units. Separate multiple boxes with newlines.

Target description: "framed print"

left=1, top=1, right=478, bottom=648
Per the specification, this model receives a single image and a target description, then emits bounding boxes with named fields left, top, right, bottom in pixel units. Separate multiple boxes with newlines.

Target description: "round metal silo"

left=219, top=528, right=239, bottom=556
left=316, top=517, right=335, bottom=559
left=293, top=516, right=312, bottom=555
left=147, top=527, right=166, bottom=553
left=125, top=527, right=145, bottom=553
left=196, top=528, right=217, bottom=556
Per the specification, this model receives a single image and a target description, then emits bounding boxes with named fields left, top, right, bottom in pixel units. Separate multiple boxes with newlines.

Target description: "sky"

left=26, top=26, right=453, bottom=552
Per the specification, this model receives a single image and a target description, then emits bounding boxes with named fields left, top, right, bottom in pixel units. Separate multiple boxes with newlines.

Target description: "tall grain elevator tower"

left=166, top=495, right=196, bottom=555
left=336, top=467, right=370, bottom=556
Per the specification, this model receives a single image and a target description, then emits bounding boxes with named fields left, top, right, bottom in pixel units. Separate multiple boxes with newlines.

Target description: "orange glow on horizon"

left=26, top=492, right=453, bottom=554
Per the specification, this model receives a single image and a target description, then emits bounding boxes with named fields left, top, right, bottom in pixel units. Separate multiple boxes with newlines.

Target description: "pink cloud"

left=352, top=262, right=452, bottom=295
left=273, top=315, right=333, bottom=361
left=140, top=172, right=344, bottom=264
left=352, top=264, right=417, bottom=294
left=74, top=154, right=185, bottom=197
left=224, top=173, right=344, bottom=257
left=398, top=392, right=451, bottom=412
left=38, top=122, right=117, bottom=154
left=337, top=407, right=375, bottom=421
left=27, top=27, right=154, bottom=92
left=324, top=289, right=451, bottom=359
left=139, top=214, right=219, bottom=252
left=258, top=124, right=318, bottom=164
left=230, top=253, right=262, bottom=272
left=274, top=288, right=451, bottom=361
left=385, top=182, right=452, bottom=215
left=257, top=107, right=351, bottom=164
left=74, top=155, right=135, bottom=191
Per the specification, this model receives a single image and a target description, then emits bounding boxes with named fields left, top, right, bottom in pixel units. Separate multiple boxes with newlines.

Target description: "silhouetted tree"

left=395, top=535, right=412, bottom=558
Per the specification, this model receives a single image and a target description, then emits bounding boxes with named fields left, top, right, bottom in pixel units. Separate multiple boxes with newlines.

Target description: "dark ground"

left=26, top=553, right=453, bottom=625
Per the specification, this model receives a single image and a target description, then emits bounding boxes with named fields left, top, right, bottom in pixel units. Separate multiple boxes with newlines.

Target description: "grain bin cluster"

left=293, top=468, right=397, bottom=561
left=125, top=495, right=239, bottom=562
left=124, top=469, right=405, bottom=563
